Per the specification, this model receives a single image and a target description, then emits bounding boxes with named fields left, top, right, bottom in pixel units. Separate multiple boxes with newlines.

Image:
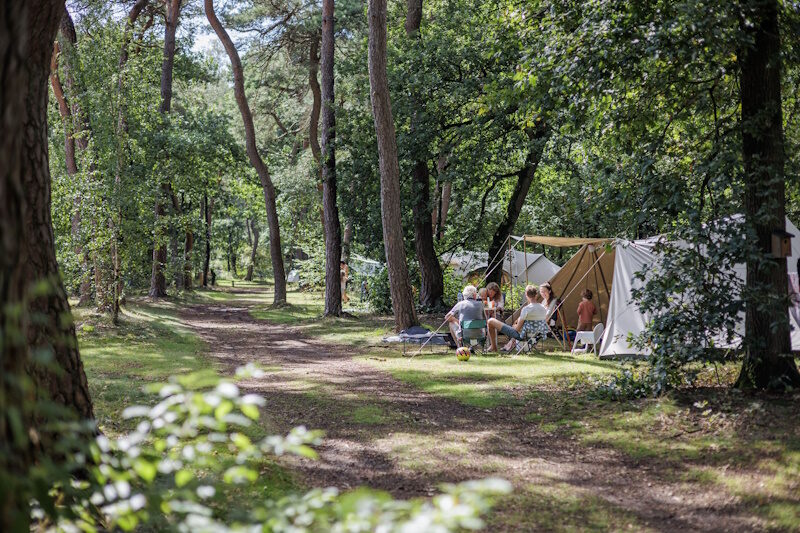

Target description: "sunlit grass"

left=361, top=351, right=619, bottom=408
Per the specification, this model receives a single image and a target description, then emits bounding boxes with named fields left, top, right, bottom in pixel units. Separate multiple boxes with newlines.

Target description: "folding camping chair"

left=515, top=317, right=548, bottom=354
left=571, top=323, right=604, bottom=356
left=460, top=319, right=487, bottom=353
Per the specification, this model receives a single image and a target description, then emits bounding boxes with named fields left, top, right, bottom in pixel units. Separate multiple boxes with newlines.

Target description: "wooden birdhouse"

left=771, top=229, right=794, bottom=258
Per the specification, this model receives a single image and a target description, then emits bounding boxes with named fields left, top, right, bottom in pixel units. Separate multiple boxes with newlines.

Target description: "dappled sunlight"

left=74, top=285, right=800, bottom=531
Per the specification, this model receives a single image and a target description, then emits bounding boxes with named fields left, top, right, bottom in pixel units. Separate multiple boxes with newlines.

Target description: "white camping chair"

left=572, top=323, right=604, bottom=355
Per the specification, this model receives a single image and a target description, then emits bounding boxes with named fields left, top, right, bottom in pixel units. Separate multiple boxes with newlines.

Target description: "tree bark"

left=406, top=0, right=443, bottom=309
left=486, top=124, right=549, bottom=286
left=321, top=0, right=343, bottom=316
left=202, top=193, right=212, bottom=286
left=438, top=182, right=451, bottom=240
left=735, top=0, right=800, bottom=390
left=245, top=219, right=259, bottom=281
left=149, top=199, right=168, bottom=297
left=2, top=3, right=94, bottom=527
left=435, top=151, right=449, bottom=239
left=149, top=0, right=181, bottom=298
left=205, top=0, right=287, bottom=304
left=368, top=0, right=419, bottom=330
left=308, top=35, right=327, bottom=241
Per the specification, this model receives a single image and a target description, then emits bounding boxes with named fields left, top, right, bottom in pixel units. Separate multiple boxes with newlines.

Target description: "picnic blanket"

left=382, top=325, right=454, bottom=347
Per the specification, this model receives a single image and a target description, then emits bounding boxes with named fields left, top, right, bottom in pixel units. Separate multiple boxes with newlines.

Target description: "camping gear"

left=461, top=319, right=487, bottom=353
left=572, top=323, right=605, bottom=356
left=384, top=325, right=451, bottom=356
left=528, top=216, right=800, bottom=357
left=445, top=248, right=561, bottom=286
left=515, top=318, right=547, bottom=354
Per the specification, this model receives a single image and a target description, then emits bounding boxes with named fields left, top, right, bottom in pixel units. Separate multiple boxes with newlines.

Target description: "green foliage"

left=442, top=268, right=463, bottom=308
left=24, top=366, right=509, bottom=531
left=367, top=268, right=392, bottom=315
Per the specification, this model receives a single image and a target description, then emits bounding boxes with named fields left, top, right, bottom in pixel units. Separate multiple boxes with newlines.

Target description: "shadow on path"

left=178, top=289, right=760, bottom=532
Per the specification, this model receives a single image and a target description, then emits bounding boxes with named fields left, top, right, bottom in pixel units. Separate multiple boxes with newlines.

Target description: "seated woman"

left=539, top=281, right=560, bottom=327
left=485, top=282, right=504, bottom=317
left=487, top=285, right=548, bottom=352
left=445, top=284, right=485, bottom=347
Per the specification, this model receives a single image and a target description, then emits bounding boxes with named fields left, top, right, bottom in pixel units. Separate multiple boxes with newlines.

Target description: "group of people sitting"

left=444, top=281, right=597, bottom=353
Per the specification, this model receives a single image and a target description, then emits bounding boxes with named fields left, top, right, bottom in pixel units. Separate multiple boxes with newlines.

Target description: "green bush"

left=442, top=268, right=463, bottom=308
left=367, top=268, right=392, bottom=314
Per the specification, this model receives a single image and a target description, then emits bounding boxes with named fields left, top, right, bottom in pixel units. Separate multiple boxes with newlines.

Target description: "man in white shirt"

left=488, top=285, right=548, bottom=351
left=445, top=285, right=484, bottom=347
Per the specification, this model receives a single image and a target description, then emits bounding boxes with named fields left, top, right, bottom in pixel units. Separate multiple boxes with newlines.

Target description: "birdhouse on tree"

left=771, top=229, right=794, bottom=258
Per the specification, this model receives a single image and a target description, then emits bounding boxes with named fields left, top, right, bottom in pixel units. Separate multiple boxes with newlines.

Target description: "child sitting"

left=577, top=289, right=596, bottom=331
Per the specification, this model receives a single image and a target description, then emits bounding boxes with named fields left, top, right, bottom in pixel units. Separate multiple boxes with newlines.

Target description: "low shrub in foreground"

left=28, top=364, right=510, bottom=532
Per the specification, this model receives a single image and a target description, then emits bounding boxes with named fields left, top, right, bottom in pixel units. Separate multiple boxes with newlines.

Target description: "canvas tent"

left=445, top=248, right=561, bottom=286
left=545, top=242, right=615, bottom=329
left=536, top=218, right=800, bottom=357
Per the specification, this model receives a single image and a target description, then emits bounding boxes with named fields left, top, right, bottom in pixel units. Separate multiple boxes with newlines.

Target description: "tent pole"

left=595, top=247, right=612, bottom=324
left=524, top=239, right=529, bottom=286
left=592, top=250, right=605, bottom=325
left=559, top=245, right=587, bottom=299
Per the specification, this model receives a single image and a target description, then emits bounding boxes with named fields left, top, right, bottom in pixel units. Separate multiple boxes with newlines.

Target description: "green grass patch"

left=490, top=482, right=649, bottom=532
left=75, top=300, right=208, bottom=433
left=360, top=351, right=619, bottom=408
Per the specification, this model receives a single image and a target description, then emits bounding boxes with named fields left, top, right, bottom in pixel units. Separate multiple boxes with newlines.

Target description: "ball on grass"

left=456, top=346, right=471, bottom=361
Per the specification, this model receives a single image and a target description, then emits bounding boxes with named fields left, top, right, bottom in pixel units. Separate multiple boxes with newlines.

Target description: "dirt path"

left=179, top=288, right=761, bottom=532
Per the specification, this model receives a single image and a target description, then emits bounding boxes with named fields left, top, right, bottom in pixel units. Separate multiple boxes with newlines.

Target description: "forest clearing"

left=3, top=0, right=800, bottom=531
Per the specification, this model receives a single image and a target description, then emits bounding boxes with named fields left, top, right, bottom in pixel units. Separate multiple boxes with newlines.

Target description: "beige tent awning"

left=516, top=235, right=613, bottom=248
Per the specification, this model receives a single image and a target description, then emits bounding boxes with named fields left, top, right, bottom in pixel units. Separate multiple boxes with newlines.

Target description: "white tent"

left=445, top=249, right=561, bottom=286
left=599, top=217, right=800, bottom=357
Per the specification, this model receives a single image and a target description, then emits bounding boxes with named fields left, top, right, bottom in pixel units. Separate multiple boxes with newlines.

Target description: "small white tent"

left=599, top=217, right=800, bottom=357
left=445, top=249, right=561, bottom=286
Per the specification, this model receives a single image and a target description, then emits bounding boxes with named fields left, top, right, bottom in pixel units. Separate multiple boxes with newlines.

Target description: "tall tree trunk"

left=406, top=0, right=443, bottom=309
left=2, top=3, right=94, bottom=528
left=113, top=0, right=150, bottom=321
left=486, top=124, right=549, bottom=286
left=150, top=0, right=181, bottom=298
left=431, top=178, right=440, bottom=232
left=202, top=193, right=212, bottom=286
left=412, top=160, right=444, bottom=308
left=149, top=199, right=168, bottom=296
left=342, top=217, right=354, bottom=264
left=438, top=181, right=451, bottom=240
left=245, top=220, right=259, bottom=281
left=205, top=0, right=287, bottom=304
left=321, top=0, right=342, bottom=316
left=735, top=0, right=800, bottom=390
left=368, top=0, right=419, bottom=330
left=435, top=151, right=449, bottom=239
left=308, top=36, right=327, bottom=240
